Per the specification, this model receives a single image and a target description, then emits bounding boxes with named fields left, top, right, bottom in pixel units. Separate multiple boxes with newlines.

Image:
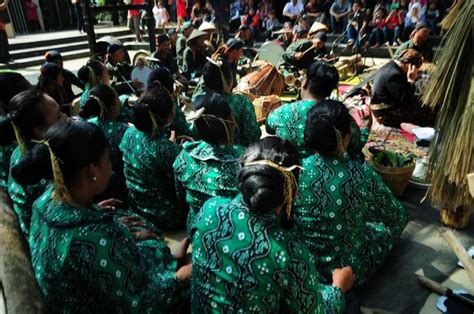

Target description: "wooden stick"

left=441, top=229, right=474, bottom=287
left=467, top=173, right=474, bottom=197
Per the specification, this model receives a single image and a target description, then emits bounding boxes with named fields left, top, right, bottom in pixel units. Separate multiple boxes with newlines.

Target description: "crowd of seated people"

left=0, top=46, right=413, bottom=311
left=231, top=0, right=448, bottom=49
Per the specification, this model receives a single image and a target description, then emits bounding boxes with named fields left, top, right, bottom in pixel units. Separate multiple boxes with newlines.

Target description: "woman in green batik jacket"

left=120, top=86, right=188, bottom=231
left=193, top=60, right=261, bottom=147
left=80, top=83, right=129, bottom=201
left=266, top=60, right=368, bottom=160
left=78, top=59, right=110, bottom=108
left=0, top=90, right=66, bottom=238
left=293, top=100, right=409, bottom=286
left=146, top=67, right=194, bottom=138
left=192, top=137, right=355, bottom=313
left=173, top=93, right=244, bottom=234
left=11, top=120, right=191, bottom=312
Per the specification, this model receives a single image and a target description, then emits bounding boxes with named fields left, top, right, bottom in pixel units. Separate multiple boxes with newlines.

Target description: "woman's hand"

left=332, top=266, right=355, bottom=293
left=175, top=263, right=192, bottom=286
left=98, top=198, right=123, bottom=211
left=119, top=216, right=146, bottom=229
left=130, top=229, right=161, bottom=241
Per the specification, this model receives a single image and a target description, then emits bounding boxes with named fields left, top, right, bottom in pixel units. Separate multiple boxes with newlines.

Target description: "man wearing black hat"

left=176, top=21, right=194, bottom=72
left=151, top=34, right=179, bottom=75
left=393, top=22, right=433, bottom=62
left=45, top=50, right=84, bottom=103
left=106, top=44, right=143, bottom=95
left=224, top=38, right=244, bottom=85
left=277, top=31, right=328, bottom=70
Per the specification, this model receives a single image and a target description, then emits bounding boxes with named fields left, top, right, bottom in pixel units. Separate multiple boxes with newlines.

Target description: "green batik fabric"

left=225, top=94, right=262, bottom=147
left=120, top=126, right=187, bottom=230
left=0, top=142, right=16, bottom=190
left=79, top=84, right=91, bottom=108
left=8, top=146, right=49, bottom=238
left=191, top=195, right=345, bottom=314
left=266, top=100, right=365, bottom=160
left=87, top=117, right=129, bottom=171
left=293, top=154, right=409, bottom=285
left=29, top=190, right=185, bottom=313
left=173, top=141, right=244, bottom=234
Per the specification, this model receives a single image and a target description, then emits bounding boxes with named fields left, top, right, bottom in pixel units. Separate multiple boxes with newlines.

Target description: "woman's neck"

left=67, top=184, right=95, bottom=209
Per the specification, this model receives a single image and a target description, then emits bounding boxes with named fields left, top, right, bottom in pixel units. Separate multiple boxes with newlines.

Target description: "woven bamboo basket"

left=373, top=163, right=415, bottom=197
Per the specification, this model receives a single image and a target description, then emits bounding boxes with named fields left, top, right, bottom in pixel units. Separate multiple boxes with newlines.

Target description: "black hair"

left=11, top=120, right=108, bottom=187
left=0, top=89, right=50, bottom=147
left=146, top=67, right=174, bottom=93
left=77, top=59, right=106, bottom=84
left=37, top=63, right=63, bottom=91
left=304, top=99, right=351, bottom=156
left=202, top=61, right=233, bottom=94
left=132, top=86, right=174, bottom=134
left=0, top=72, right=32, bottom=115
left=305, top=61, right=339, bottom=99
left=193, top=92, right=233, bottom=144
left=79, top=84, right=117, bottom=120
left=238, top=137, right=300, bottom=227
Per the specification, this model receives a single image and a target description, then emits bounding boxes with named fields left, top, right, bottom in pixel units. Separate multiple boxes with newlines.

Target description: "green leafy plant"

left=372, top=150, right=416, bottom=168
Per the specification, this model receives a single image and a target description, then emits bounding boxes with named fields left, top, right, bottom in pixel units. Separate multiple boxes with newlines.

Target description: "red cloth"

left=129, top=0, right=143, bottom=17
left=25, top=2, right=39, bottom=21
left=386, top=16, right=399, bottom=29
left=374, top=18, right=387, bottom=29
left=177, top=0, right=187, bottom=18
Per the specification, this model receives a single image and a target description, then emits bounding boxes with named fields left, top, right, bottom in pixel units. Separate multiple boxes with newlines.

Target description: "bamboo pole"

left=440, top=229, right=474, bottom=289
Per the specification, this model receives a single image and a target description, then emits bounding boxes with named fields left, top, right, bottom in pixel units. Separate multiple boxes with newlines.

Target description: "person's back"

left=293, top=100, right=408, bottom=286
left=173, top=140, right=243, bottom=232
left=294, top=153, right=408, bottom=284
left=30, top=192, right=179, bottom=312
left=174, top=93, right=245, bottom=234
left=192, top=195, right=334, bottom=312
left=120, top=88, right=186, bottom=230
left=121, top=126, right=183, bottom=228
left=225, top=93, right=261, bottom=147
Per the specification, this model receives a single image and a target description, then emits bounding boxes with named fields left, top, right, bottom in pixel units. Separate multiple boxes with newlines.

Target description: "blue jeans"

left=331, top=15, right=348, bottom=33
left=347, top=24, right=360, bottom=46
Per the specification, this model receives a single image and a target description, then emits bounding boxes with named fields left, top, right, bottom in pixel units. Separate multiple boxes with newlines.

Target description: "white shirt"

left=283, top=1, right=304, bottom=17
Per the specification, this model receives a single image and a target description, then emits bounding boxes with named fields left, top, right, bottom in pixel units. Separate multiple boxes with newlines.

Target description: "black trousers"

left=0, top=29, right=11, bottom=62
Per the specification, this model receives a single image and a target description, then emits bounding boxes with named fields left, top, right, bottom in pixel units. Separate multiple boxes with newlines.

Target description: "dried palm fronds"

left=422, top=0, right=473, bottom=210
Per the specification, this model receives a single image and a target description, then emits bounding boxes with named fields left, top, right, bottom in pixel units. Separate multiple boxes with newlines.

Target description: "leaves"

left=373, top=150, right=416, bottom=168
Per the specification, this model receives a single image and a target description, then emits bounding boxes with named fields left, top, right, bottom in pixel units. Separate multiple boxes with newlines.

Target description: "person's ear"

left=86, top=164, right=98, bottom=183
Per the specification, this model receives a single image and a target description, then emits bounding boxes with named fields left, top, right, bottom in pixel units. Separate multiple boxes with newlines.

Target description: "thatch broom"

left=421, top=0, right=473, bottom=228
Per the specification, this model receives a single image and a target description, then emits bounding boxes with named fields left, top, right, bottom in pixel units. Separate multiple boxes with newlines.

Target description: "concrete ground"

left=12, top=50, right=474, bottom=314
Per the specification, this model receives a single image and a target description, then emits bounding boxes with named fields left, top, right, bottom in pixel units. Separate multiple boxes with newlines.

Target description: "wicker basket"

left=440, top=206, right=471, bottom=229
left=373, top=163, right=415, bottom=197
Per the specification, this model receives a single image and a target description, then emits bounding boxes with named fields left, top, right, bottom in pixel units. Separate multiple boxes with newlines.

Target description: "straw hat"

left=187, top=29, right=208, bottom=42
left=308, top=21, right=328, bottom=36
left=199, top=21, right=217, bottom=32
